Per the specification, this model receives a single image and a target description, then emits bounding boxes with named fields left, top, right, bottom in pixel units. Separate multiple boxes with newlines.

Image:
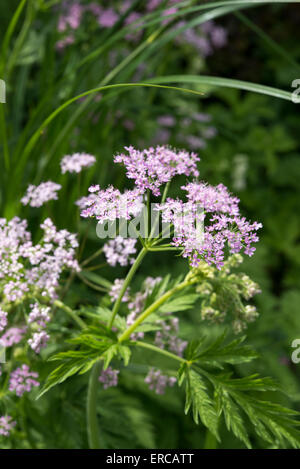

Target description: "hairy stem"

left=87, top=361, right=102, bottom=449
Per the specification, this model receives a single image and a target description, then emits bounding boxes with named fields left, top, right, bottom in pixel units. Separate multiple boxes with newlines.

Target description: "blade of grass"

left=234, top=11, right=300, bottom=74
left=0, top=0, right=28, bottom=75
left=13, top=82, right=204, bottom=181
left=4, top=0, right=36, bottom=84
left=147, top=75, right=293, bottom=101
left=0, top=105, right=10, bottom=171
left=25, top=27, right=165, bottom=170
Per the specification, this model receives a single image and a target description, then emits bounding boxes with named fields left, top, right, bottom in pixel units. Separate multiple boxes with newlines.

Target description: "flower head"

left=145, top=368, right=176, bottom=394
left=28, top=331, right=50, bottom=354
left=103, top=236, right=137, bottom=267
left=0, top=217, right=79, bottom=304
left=0, top=327, right=26, bottom=347
left=0, top=416, right=16, bottom=437
left=114, top=145, right=200, bottom=196
left=21, top=181, right=61, bottom=207
left=98, top=8, right=119, bottom=28
left=98, top=366, right=119, bottom=389
left=28, top=303, right=51, bottom=328
left=109, top=279, right=130, bottom=303
left=157, top=181, right=262, bottom=269
left=9, top=365, right=39, bottom=397
left=60, top=152, right=96, bottom=174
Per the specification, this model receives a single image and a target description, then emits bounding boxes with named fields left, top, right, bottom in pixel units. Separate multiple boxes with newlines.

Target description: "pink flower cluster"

left=98, top=8, right=119, bottom=28
left=27, top=303, right=51, bottom=354
left=103, top=236, right=137, bottom=267
left=58, top=2, right=84, bottom=32
left=9, top=365, right=39, bottom=397
left=56, top=2, right=120, bottom=50
left=0, top=217, right=80, bottom=304
left=21, top=181, right=61, bottom=207
left=154, top=317, right=187, bottom=357
left=98, top=366, right=119, bottom=389
left=0, top=327, right=26, bottom=347
left=28, top=303, right=51, bottom=328
left=56, top=1, right=227, bottom=58
left=109, top=279, right=130, bottom=303
left=114, top=146, right=199, bottom=196
left=0, top=416, right=16, bottom=437
left=60, top=152, right=96, bottom=174
left=145, top=368, right=177, bottom=394
left=157, top=182, right=262, bottom=269
left=28, top=331, right=50, bottom=354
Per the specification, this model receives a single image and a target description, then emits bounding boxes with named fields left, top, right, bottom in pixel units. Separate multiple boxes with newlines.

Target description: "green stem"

left=53, top=299, right=86, bottom=329
left=204, top=429, right=218, bottom=449
left=81, top=247, right=103, bottom=267
left=87, top=361, right=102, bottom=449
left=118, top=279, right=189, bottom=343
left=134, top=340, right=186, bottom=364
left=148, top=246, right=181, bottom=252
left=78, top=273, right=108, bottom=293
left=108, top=246, right=148, bottom=329
left=148, top=181, right=170, bottom=242
left=0, top=0, right=27, bottom=75
left=78, top=220, right=92, bottom=261
left=61, top=271, right=76, bottom=300
left=83, top=263, right=106, bottom=272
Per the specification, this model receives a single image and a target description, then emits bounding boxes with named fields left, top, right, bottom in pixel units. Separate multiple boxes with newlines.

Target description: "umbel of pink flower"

left=0, top=416, right=16, bottom=437
left=103, top=236, right=137, bottom=267
left=60, top=152, right=96, bottom=174
left=0, top=217, right=80, bottom=303
left=98, top=366, right=119, bottom=389
left=0, top=327, right=26, bottom=347
left=114, top=145, right=200, bottom=196
left=156, top=181, right=262, bottom=269
left=9, top=365, right=39, bottom=397
left=145, top=368, right=177, bottom=395
left=21, top=181, right=61, bottom=207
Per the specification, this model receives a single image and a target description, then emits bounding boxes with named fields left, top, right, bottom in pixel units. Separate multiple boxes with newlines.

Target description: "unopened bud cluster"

left=193, top=254, right=261, bottom=333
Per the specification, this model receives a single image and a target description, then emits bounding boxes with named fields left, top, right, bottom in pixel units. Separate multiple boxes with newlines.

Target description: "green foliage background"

left=1, top=0, right=300, bottom=449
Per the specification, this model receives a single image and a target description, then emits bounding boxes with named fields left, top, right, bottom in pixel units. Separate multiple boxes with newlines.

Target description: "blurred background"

left=1, top=0, right=300, bottom=448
